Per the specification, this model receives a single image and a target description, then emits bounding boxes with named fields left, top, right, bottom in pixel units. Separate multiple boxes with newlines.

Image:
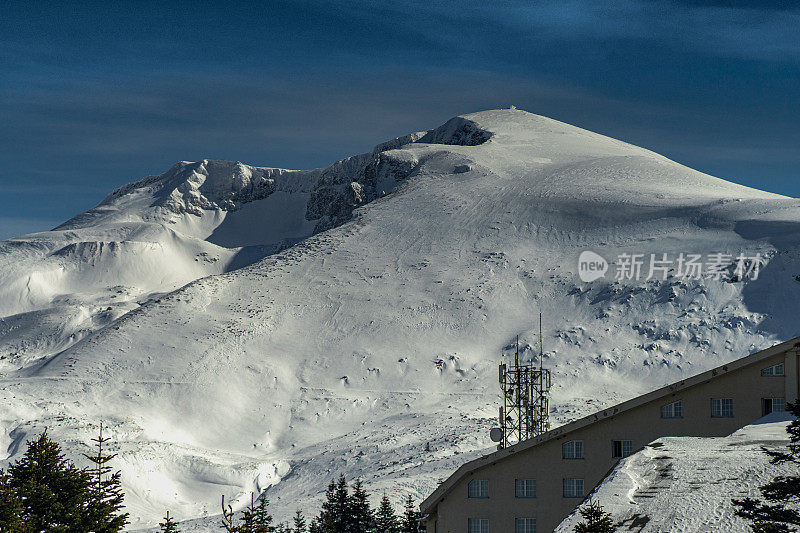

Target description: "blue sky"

left=1, top=1, right=798, bottom=239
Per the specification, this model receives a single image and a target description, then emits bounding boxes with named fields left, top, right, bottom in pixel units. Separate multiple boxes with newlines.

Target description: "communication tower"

left=491, top=314, right=551, bottom=449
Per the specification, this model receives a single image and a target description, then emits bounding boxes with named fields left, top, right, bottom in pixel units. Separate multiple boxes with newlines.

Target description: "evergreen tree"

left=574, top=500, right=616, bottom=533
left=293, top=509, right=307, bottom=533
left=734, top=401, right=800, bottom=531
left=374, top=493, right=399, bottom=533
left=159, top=510, right=180, bottom=533
left=314, top=479, right=336, bottom=532
left=7, top=430, right=92, bottom=532
left=311, top=514, right=335, bottom=533
left=333, top=475, right=350, bottom=532
left=400, top=494, right=419, bottom=533
left=0, top=470, right=24, bottom=533
left=82, top=423, right=129, bottom=532
left=239, top=494, right=259, bottom=532
left=348, top=479, right=373, bottom=533
left=221, top=493, right=274, bottom=533
left=316, top=475, right=350, bottom=532
left=252, top=497, right=275, bottom=533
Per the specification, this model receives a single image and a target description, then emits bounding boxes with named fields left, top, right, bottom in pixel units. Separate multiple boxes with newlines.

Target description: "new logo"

left=578, top=251, right=608, bottom=282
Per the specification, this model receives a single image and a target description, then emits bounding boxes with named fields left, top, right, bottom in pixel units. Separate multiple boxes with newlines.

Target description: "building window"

left=515, top=479, right=536, bottom=498
left=563, top=478, right=584, bottom=498
left=562, top=440, right=584, bottom=459
left=468, top=479, right=488, bottom=498
left=763, top=398, right=786, bottom=416
left=468, top=518, right=489, bottom=533
left=612, top=440, right=634, bottom=458
left=515, top=518, right=536, bottom=533
left=660, top=400, right=682, bottom=418
left=711, top=398, right=734, bottom=418
left=761, top=363, right=785, bottom=377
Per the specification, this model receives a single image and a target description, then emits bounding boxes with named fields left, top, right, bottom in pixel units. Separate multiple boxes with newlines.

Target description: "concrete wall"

left=425, top=349, right=794, bottom=533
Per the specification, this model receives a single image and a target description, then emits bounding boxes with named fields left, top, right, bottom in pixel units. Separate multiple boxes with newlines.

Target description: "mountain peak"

left=3, top=109, right=799, bottom=528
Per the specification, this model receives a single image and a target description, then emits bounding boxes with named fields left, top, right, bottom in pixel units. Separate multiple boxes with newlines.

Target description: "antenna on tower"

left=539, top=312, right=543, bottom=372
left=491, top=314, right=552, bottom=450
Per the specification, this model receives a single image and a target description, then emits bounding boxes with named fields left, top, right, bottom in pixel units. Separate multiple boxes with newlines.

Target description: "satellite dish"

left=489, top=427, right=503, bottom=442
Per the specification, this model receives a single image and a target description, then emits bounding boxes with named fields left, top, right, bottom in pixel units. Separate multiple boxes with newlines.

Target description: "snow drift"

left=555, top=413, right=797, bottom=532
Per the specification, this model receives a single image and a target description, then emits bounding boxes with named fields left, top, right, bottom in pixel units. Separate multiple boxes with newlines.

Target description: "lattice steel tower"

left=492, top=315, right=551, bottom=449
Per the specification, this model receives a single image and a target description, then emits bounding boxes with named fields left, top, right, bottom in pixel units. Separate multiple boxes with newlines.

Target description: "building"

left=420, top=337, right=800, bottom=533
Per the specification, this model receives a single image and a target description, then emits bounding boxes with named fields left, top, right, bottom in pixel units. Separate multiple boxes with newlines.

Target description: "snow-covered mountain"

left=1, top=109, right=799, bottom=529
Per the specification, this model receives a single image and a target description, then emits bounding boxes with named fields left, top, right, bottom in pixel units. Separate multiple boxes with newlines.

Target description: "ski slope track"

left=1, top=109, right=799, bottom=529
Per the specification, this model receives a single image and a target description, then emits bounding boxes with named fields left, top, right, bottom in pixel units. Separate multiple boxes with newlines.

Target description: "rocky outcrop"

left=303, top=117, right=491, bottom=233
left=305, top=150, right=420, bottom=234
left=417, top=116, right=492, bottom=146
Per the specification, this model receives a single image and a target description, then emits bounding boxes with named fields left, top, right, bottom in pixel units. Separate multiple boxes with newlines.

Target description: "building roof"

left=420, top=337, right=800, bottom=515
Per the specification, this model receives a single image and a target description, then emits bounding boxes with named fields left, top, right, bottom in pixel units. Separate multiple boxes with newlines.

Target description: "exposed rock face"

left=166, top=161, right=280, bottom=214
left=56, top=160, right=312, bottom=230
left=111, top=160, right=293, bottom=216
left=304, top=117, right=491, bottom=233
left=305, top=150, right=421, bottom=233
left=417, top=116, right=493, bottom=146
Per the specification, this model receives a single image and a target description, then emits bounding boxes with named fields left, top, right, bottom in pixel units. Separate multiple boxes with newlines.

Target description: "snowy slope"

left=0, top=130, right=422, bottom=372
left=1, top=109, right=800, bottom=529
left=555, top=413, right=796, bottom=532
